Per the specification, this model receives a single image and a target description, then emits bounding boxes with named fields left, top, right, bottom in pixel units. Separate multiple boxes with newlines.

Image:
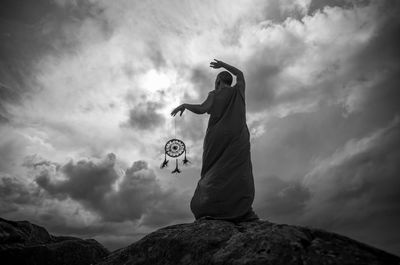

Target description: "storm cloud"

left=34, top=153, right=190, bottom=224
left=1, top=0, right=400, bottom=255
left=1, top=153, right=191, bottom=250
left=302, top=118, right=400, bottom=253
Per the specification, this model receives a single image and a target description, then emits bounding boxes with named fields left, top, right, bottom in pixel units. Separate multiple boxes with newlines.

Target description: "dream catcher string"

left=160, top=117, right=190, bottom=174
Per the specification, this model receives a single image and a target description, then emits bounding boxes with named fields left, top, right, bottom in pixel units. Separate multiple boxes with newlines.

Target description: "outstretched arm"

left=210, top=59, right=245, bottom=87
left=171, top=92, right=214, bottom=116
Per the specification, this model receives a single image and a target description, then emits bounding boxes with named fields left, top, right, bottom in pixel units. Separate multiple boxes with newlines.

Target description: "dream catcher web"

left=161, top=118, right=190, bottom=174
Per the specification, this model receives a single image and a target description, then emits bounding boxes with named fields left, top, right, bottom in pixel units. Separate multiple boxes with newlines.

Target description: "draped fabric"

left=190, top=83, right=258, bottom=222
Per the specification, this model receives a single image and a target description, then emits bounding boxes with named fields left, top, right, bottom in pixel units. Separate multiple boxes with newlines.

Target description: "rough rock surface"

left=0, top=217, right=109, bottom=265
left=98, top=219, right=400, bottom=265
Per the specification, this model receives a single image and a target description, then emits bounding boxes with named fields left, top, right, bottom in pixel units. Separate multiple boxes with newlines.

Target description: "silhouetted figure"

left=171, top=59, right=258, bottom=222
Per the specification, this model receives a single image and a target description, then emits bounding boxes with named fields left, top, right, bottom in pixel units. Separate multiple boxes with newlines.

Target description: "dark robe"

left=190, top=82, right=258, bottom=222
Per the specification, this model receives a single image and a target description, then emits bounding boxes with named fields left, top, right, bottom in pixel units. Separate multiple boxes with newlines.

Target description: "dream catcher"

left=161, top=118, right=190, bottom=174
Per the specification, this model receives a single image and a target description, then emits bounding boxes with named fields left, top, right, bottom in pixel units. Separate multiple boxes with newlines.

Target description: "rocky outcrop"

left=0, top=217, right=109, bottom=265
left=98, top=219, right=400, bottom=265
left=2, top=217, right=399, bottom=265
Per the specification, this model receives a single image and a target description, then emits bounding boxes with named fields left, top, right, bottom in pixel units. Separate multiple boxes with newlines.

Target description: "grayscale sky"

left=1, top=0, right=399, bottom=255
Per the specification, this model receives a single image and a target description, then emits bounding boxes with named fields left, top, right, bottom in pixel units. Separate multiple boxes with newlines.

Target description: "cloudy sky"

left=1, top=0, right=399, bottom=255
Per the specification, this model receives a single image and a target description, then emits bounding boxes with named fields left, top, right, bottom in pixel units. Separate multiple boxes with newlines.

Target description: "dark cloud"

left=302, top=119, right=400, bottom=255
left=36, top=153, right=119, bottom=206
left=253, top=113, right=400, bottom=255
left=245, top=63, right=280, bottom=112
left=0, top=18, right=48, bottom=112
left=0, top=175, right=38, bottom=214
left=252, top=5, right=400, bottom=223
left=188, top=66, right=215, bottom=101
left=0, top=125, right=31, bottom=173
left=241, top=23, right=308, bottom=112
left=34, top=153, right=190, bottom=225
left=0, top=115, right=8, bottom=124
left=0, top=0, right=112, bottom=121
left=346, top=3, right=400, bottom=123
left=0, top=167, right=144, bottom=250
left=2, top=153, right=192, bottom=249
left=0, top=0, right=56, bottom=24
left=252, top=106, right=348, bottom=183
left=140, top=188, right=192, bottom=226
left=0, top=0, right=110, bottom=28
left=254, top=175, right=310, bottom=223
left=308, top=0, right=371, bottom=15
left=124, top=101, right=165, bottom=130
left=250, top=1, right=400, bottom=255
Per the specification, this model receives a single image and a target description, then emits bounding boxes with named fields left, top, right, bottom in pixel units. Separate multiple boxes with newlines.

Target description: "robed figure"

left=171, top=59, right=258, bottom=222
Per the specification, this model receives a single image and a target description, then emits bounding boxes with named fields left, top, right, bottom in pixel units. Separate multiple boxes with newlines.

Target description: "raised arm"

left=210, top=59, right=245, bottom=87
left=171, top=92, right=214, bottom=116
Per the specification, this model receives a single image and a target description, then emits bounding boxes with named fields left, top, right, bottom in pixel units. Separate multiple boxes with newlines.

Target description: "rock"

left=97, top=219, right=400, bottom=265
left=0, top=217, right=109, bottom=265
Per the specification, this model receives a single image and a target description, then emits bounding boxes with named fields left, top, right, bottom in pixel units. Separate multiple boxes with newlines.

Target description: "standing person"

left=171, top=59, right=258, bottom=222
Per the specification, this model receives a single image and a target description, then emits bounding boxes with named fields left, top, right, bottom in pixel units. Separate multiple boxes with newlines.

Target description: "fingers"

left=209, top=62, right=218, bottom=68
left=171, top=106, right=184, bottom=117
left=170, top=111, right=183, bottom=117
left=170, top=108, right=177, bottom=116
left=210, top=59, right=222, bottom=68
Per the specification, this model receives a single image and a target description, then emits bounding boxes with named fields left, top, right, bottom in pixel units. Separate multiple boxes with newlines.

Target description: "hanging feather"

left=183, top=150, right=190, bottom=165
left=171, top=159, right=181, bottom=174
left=160, top=153, right=168, bottom=168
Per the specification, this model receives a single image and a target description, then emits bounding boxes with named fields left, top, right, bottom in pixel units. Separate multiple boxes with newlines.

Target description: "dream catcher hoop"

left=161, top=118, right=190, bottom=174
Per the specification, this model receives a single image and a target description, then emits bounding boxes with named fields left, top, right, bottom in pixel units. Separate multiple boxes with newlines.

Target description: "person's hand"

left=210, top=59, right=224, bottom=69
left=171, top=104, right=186, bottom=116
